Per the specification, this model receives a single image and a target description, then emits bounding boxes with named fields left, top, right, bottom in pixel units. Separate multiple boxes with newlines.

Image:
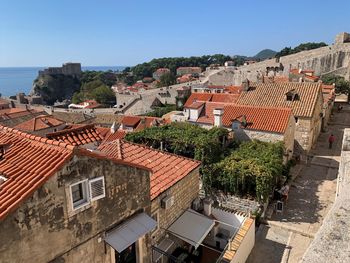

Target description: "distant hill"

left=254, top=49, right=277, bottom=60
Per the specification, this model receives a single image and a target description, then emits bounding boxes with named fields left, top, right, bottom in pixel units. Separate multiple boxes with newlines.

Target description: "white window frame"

left=70, top=179, right=90, bottom=210
left=89, top=176, right=106, bottom=202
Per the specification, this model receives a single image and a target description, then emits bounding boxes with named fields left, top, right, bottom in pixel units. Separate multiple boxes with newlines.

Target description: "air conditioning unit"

left=161, top=196, right=174, bottom=209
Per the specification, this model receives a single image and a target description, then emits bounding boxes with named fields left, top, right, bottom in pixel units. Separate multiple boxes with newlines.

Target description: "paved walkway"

left=247, top=105, right=350, bottom=263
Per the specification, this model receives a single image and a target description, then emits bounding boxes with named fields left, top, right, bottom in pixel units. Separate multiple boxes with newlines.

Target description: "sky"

left=1, top=0, right=350, bottom=67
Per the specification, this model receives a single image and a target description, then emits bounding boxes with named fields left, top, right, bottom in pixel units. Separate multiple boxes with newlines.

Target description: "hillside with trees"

left=71, top=71, right=116, bottom=105
left=275, top=42, right=327, bottom=58
left=123, top=54, right=233, bottom=83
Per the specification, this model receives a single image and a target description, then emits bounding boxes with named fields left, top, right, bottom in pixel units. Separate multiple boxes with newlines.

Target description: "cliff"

left=30, top=74, right=81, bottom=105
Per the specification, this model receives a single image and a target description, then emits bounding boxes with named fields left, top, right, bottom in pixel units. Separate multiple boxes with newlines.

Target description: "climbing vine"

left=203, top=140, right=284, bottom=202
left=125, top=122, right=229, bottom=165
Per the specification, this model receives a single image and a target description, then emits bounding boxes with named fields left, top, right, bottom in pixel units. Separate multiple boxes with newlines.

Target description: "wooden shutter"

left=89, top=177, right=105, bottom=201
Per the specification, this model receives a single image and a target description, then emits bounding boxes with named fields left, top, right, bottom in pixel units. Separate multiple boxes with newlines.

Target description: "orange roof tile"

left=184, top=93, right=213, bottom=108
left=14, top=115, right=65, bottom=132
left=46, top=124, right=104, bottom=146
left=222, top=105, right=292, bottom=133
left=0, top=126, right=74, bottom=220
left=99, top=140, right=201, bottom=200
left=121, top=116, right=141, bottom=127
left=184, top=93, right=239, bottom=108
left=187, top=101, right=205, bottom=109
left=0, top=108, right=40, bottom=121
left=211, top=93, right=240, bottom=104
left=224, top=85, right=243, bottom=94
left=237, top=82, right=322, bottom=117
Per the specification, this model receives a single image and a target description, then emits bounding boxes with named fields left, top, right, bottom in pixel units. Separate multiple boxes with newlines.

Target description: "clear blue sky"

left=1, top=0, right=349, bottom=67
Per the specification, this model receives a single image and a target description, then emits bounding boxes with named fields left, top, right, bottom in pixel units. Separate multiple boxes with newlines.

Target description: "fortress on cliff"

left=38, top=62, right=82, bottom=77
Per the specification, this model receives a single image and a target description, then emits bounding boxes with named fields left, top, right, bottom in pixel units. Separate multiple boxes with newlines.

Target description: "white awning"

left=105, top=212, right=157, bottom=253
left=167, top=209, right=215, bottom=249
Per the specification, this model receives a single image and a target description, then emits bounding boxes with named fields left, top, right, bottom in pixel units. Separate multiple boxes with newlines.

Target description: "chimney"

left=242, top=79, right=250, bottom=91
left=213, top=108, right=224, bottom=127
left=110, top=121, right=117, bottom=134
left=203, top=199, right=212, bottom=216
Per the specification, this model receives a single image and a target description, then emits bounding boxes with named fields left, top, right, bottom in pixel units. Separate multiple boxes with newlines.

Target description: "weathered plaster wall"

left=0, top=155, right=151, bottom=263
left=149, top=168, right=200, bottom=246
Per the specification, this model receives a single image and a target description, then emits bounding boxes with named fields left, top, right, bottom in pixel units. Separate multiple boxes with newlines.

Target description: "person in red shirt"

left=328, top=134, right=335, bottom=149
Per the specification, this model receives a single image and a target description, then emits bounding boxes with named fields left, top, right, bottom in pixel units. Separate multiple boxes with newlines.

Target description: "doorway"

left=116, top=243, right=136, bottom=263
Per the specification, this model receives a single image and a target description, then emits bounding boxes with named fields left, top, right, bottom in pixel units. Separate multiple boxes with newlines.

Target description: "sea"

left=0, top=66, right=126, bottom=97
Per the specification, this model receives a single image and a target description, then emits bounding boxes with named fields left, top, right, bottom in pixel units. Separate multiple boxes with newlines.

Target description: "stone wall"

left=0, top=155, right=151, bottom=263
left=301, top=129, right=350, bottom=263
left=149, top=168, right=200, bottom=246
left=294, top=91, right=323, bottom=152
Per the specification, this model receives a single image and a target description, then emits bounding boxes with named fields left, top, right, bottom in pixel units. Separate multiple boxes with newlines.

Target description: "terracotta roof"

left=121, top=116, right=142, bottom=127
left=184, top=93, right=239, bottom=108
left=0, top=108, right=39, bottom=121
left=99, top=140, right=201, bottom=200
left=0, top=126, right=74, bottom=220
left=211, top=93, right=240, bottom=104
left=237, top=82, right=322, bottom=117
left=222, top=104, right=292, bottom=133
left=46, top=124, right=104, bottom=146
left=184, top=93, right=213, bottom=108
left=121, top=116, right=162, bottom=131
left=224, top=85, right=243, bottom=94
left=222, top=218, right=254, bottom=262
left=102, top=130, right=127, bottom=143
left=14, top=115, right=65, bottom=132
left=187, top=101, right=205, bottom=109
left=196, top=102, right=227, bottom=124
left=134, top=117, right=162, bottom=131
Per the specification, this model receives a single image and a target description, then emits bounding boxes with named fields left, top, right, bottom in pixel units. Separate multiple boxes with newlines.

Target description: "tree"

left=321, top=74, right=350, bottom=95
left=157, top=73, right=176, bottom=87
left=90, top=86, right=116, bottom=105
left=275, top=42, right=327, bottom=58
left=203, top=140, right=284, bottom=202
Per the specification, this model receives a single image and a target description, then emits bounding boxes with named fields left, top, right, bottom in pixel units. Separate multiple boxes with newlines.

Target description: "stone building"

left=0, top=126, right=153, bottom=263
left=38, top=62, right=82, bottom=77
left=237, top=82, right=324, bottom=152
left=152, top=68, right=170, bottom=80
left=0, top=107, right=46, bottom=127
left=0, top=124, right=202, bottom=263
left=183, top=95, right=295, bottom=160
left=13, top=115, right=67, bottom=136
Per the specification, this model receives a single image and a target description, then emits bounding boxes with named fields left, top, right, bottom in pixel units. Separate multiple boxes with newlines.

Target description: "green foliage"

left=33, top=74, right=81, bottom=105
left=321, top=74, right=350, bottom=95
left=125, top=122, right=229, bottom=165
left=254, top=49, right=277, bottom=60
left=81, top=70, right=117, bottom=87
left=145, top=104, right=176, bottom=117
left=275, top=42, right=327, bottom=58
left=203, top=140, right=284, bottom=202
left=72, top=79, right=115, bottom=106
left=156, top=72, right=176, bottom=87
left=124, top=54, right=233, bottom=82
left=72, top=72, right=117, bottom=105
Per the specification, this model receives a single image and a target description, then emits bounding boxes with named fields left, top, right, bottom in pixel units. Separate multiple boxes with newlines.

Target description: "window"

left=70, top=177, right=106, bottom=211
left=89, top=177, right=106, bottom=201
left=70, top=180, right=89, bottom=210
